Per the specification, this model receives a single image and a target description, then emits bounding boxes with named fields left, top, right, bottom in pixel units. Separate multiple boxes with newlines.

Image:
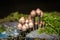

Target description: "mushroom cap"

left=39, top=23, right=42, bottom=27
left=40, top=21, right=43, bottom=24
left=35, top=21, right=38, bottom=25
left=40, top=11, right=43, bottom=17
left=17, top=23, right=22, bottom=30
left=22, top=25, right=27, bottom=31
left=25, top=23, right=29, bottom=29
left=28, top=19, right=33, bottom=23
left=29, top=22, right=34, bottom=28
left=42, top=21, right=45, bottom=25
left=28, top=15, right=32, bottom=19
left=28, top=15, right=33, bottom=22
left=30, top=10, right=36, bottom=17
left=19, top=17, right=25, bottom=24
left=36, top=8, right=43, bottom=17
left=36, top=8, right=41, bottom=15
left=26, top=19, right=29, bottom=24
left=38, top=21, right=43, bottom=27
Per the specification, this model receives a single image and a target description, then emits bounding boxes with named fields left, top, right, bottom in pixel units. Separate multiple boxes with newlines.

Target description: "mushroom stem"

left=38, top=15, right=41, bottom=24
left=32, top=17, right=35, bottom=30
left=35, top=24, right=38, bottom=30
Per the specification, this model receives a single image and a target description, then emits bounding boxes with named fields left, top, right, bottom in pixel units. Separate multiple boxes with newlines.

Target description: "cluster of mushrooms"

left=17, top=8, right=45, bottom=32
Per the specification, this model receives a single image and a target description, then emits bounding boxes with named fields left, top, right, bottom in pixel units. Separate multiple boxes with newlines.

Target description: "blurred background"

left=0, top=0, right=60, bottom=39
left=0, top=0, right=60, bottom=18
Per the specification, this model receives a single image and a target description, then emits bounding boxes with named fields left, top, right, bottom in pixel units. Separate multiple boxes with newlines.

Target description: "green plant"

left=38, top=13, right=60, bottom=35
left=0, top=25, right=6, bottom=33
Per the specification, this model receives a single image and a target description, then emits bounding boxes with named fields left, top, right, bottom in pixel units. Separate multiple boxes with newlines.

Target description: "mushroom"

left=29, top=22, right=34, bottom=28
left=39, top=23, right=42, bottom=28
left=40, top=21, right=43, bottom=24
left=19, top=17, right=25, bottom=24
left=17, top=23, right=22, bottom=30
left=25, top=19, right=29, bottom=24
left=25, top=23, right=29, bottom=29
left=25, top=19, right=29, bottom=29
left=34, top=21, right=38, bottom=29
left=28, top=15, right=33, bottom=23
left=30, top=10, right=36, bottom=18
left=38, top=21, right=43, bottom=28
left=36, top=8, right=43, bottom=17
left=35, top=21, right=38, bottom=25
left=28, top=15, right=31, bottom=20
left=22, top=25, right=27, bottom=31
left=42, top=21, right=45, bottom=27
left=29, top=19, right=33, bottom=23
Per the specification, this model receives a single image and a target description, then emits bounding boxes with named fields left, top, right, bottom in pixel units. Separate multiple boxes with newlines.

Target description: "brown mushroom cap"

left=35, top=21, right=38, bottom=25
left=39, top=23, right=42, bottom=28
left=40, top=11, right=43, bottom=17
left=38, top=21, right=43, bottom=27
left=26, top=19, right=29, bottom=24
left=30, top=10, right=36, bottom=17
left=29, top=19, right=33, bottom=23
left=40, top=21, right=43, bottom=24
left=36, top=8, right=43, bottom=17
left=36, top=8, right=41, bottom=15
left=28, top=15, right=31, bottom=19
left=42, top=21, right=45, bottom=26
left=19, top=17, right=25, bottom=24
left=29, top=22, right=34, bottom=28
left=17, top=23, right=22, bottom=30
left=22, top=25, right=27, bottom=31
left=25, top=23, right=29, bottom=29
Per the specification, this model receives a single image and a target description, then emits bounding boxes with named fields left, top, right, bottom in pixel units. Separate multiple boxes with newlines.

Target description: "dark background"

left=0, top=0, right=60, bottom=18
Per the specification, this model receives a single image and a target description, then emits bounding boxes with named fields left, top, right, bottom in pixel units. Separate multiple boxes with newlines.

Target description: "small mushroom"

left=19, top=17, right=25, bottom=24
left=25, top=19, right=29, bottom=24
left=30, top=10, right=36, bottom=18
left=36, top=8, right=41, bottom=15
left=25, top=23, right=29, bottom=29
left=22, top=25, right=27, bottom=31
left=38, top=21, right=43, bottom=28
left=28, top=15, right=31, bottom=20
left=29, top=22, right=34, bottom=28
left=40, top=21, right=43, bottom=24
left=35, top=21, right=38, bottom=25
left=17, top=23, right=22, bottom=30
left=34, top=21, right=38, bottom=29
left=29, top=19, right=33, bottom=23
left=36, top=8, right=43, bottom=17
left=42, top=21, right=45, bottom=27
left=28, top=15, right=33, bottom=22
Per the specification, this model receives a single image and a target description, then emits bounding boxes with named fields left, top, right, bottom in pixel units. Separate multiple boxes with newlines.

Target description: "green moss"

left=38, top=13, right=60, bottom=35
left=0, top=25, right=6, bottom=33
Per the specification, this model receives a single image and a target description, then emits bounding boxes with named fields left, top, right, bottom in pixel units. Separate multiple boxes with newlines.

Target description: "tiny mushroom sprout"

left=25, top=19, right=29, bottom=24
left=40, top=21, right=43, bottom=24
left=39, top=21, right=43, bottom=28
left=42, top=21, right=45, bottom=28
left=35, top=21, right=38, bottom=25
left=34, top=21, right=38, bottom=29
